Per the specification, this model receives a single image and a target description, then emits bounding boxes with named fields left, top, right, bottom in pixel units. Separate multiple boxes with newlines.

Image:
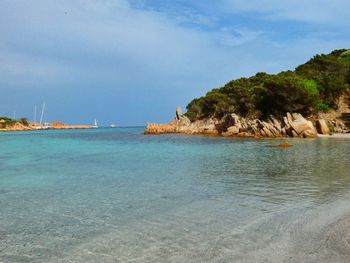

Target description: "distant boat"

left=110, top=124, right=116, bottom=128
left=93, top=119, right=98, bottom=128
left=35, top=103, right=52, bottom=130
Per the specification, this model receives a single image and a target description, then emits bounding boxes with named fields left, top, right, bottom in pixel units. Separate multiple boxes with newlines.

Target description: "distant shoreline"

left=0, top=120, right=94, bottom=132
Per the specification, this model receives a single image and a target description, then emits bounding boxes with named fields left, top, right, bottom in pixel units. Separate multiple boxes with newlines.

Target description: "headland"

left=145, top=49, right=350, bottom=138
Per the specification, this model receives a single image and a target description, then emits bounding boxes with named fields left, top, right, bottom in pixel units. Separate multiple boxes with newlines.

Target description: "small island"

left=146, top=49, right=350, bottom=138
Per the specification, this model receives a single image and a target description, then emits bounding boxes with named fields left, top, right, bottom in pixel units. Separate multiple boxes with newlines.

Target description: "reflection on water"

left=0, top=128, right=349, bottom=262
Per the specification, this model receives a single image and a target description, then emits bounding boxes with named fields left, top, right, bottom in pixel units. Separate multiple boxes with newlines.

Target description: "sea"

left=0, top=127, right=350, bottom=263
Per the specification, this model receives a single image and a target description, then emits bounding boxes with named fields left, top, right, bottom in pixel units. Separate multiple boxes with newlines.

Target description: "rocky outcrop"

left=144, top=121, right=177, bottom=134
left=145, top=107, right=322, bottom=138
left=50, top=122, right=93, bottom=129
left=220, top=112, right=317, bottom=138
left=315, top=91, right=350, bottom=133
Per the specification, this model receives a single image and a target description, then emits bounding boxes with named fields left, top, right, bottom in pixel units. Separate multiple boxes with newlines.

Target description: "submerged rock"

left=277, top=141, right=293, bottom=147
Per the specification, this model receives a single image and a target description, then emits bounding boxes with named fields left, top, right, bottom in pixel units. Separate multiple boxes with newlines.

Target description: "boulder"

left=289, top=115, right=317, bottom=138
left=266, top=122, right=280, bottom=137
left=145, top=122, right=176, bottom=134
left=283, top=117, right=290, bottom=128
left=292, top=113, right=303, bottom=121
left=175, top=106, right=183, bottom=120
left=334, top=120, right=347, bottom=133
left=270, top=117, right=282, bottom=133
left=261, top=122, right=277, bottom=137
left=316, top=119, right=330, bottom=134
left=291, top=130, right=299, bottom=137
left=290, top=117, right=313, bottom=135
left=222, top=126, right=239, bottom=136
left=175, top=106, right=191, bottom=128
left=219, top=114, right=240, bottom=132
left=302, top=129, right=317, bottom=138
left=262, top=127, right=274, bottom=137
left=229, top=113, right=240, bottom=126
left=189, top=118, right=219, bottom=134
left=286, top=112, right=293, bottom=124
left=281, top=128, right=287, bottom=136
left=178, top=116, right=191, bottom=126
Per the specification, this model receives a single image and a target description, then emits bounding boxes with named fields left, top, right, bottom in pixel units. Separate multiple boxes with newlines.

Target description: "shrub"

left=19, top=118, right=29, bottom=126
left=315, top=100, right=331, bottom=112
left=258, top=72, right=320, bottom=116
left=0, top=117, right=17, bottom=128
left=185, top=49, right=350, bottom=120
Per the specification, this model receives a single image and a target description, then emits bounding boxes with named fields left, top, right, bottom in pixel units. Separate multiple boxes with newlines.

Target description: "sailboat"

left=35, top=103, right=52, bottom=130
left=93, top=119, right=98, bottom=128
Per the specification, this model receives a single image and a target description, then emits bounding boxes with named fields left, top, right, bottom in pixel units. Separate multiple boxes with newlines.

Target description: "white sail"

left=93, top=119, right=98, bottom=128
left=35, top=102, right=52, bottom=130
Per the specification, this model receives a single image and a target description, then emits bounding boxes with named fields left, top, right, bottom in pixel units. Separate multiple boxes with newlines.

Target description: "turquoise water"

left=1, top=128, right=350, bottom=262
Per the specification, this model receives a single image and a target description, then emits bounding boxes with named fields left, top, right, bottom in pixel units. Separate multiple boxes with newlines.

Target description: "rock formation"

left=145, top=107, right=321, bottom=138
left=316, top=119, right=330, bottom=135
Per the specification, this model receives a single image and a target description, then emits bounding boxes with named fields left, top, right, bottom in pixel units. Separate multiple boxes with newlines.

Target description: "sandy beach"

left=318, top=133, right=350, bottom=138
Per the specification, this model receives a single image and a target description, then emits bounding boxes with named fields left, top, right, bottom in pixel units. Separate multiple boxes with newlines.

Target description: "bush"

left=315, top=101, right=331, bottom=112
left=340, top=50, right=350, bottom=59
left=258, top=72, right=320, bottom=116
left=19, top=118, right=29, bottom=126
left=185, top=49, right=350, bottom=121
left=0, top=117, right=17, bottom=128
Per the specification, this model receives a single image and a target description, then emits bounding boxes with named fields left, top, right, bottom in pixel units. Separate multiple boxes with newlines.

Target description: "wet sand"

left=318, top=133, right=350, bottom=138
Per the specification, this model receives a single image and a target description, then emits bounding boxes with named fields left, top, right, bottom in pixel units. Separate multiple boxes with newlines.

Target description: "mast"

left=34, top=104, right=37, bottom=123
left=40, top=102, right=45, bottom=125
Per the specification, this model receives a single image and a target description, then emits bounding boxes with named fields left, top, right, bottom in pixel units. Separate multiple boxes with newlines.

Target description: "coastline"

left=0, top=122, right=94, bottom=132
left=145, top=107, right=350, bottom=139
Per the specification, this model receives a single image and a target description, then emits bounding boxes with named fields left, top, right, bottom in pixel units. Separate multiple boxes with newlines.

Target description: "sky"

left=1, top=0, right=350, bottom=126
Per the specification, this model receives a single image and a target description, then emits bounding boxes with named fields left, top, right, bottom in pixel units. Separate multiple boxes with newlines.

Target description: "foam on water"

left=0, top=128, right=350, bottom=262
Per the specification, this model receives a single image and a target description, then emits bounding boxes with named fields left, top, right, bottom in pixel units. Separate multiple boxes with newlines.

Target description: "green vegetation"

left=18, top=118, right=29, bottom=126
left=186, top=49, right=350, bottom=121
left=0, top=117, right=17, bottom=128
left=0, top=117, right=29, bottom=128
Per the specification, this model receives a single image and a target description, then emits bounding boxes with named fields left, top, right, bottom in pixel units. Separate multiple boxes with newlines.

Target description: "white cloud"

left=0, top=0, right=267, bottom=91
left=0, top=0, right=349, bottom=124
left=0, top=1, right=210, bottom=85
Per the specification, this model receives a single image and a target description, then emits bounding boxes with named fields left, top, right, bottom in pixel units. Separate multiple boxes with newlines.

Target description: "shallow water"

left=0, top=128, right=350, bottom=262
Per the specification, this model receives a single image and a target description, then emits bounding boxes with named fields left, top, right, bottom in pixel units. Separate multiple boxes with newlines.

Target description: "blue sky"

left=1, top=0, right=349, bottom=126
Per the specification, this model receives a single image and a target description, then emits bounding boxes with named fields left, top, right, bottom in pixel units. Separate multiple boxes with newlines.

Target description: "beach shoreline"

left=318, top=133, right=350, bottom=138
